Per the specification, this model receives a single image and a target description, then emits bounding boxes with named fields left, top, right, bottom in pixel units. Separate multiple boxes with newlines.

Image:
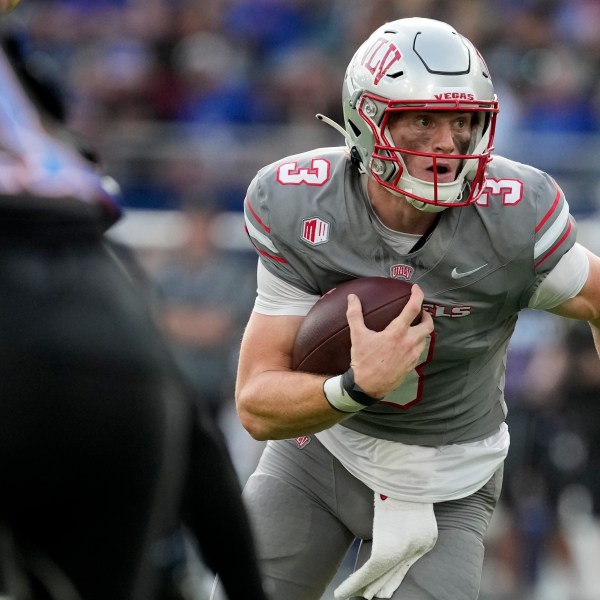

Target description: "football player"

left=0, top=31, right=268, bottom=600
left=211, top=17, right=600, bottom=600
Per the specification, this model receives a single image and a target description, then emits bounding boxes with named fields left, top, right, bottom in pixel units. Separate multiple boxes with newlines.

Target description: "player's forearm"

left=236, top=370, right=351, bottom=441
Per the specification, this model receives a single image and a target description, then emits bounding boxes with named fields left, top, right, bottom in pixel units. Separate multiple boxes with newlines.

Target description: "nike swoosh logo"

left=451, top=264, right=488, bottom=279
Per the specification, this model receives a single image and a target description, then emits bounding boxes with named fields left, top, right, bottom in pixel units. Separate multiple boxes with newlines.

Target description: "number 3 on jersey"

left=477, top=178, right=523, bottom=206
left=277, top=159, right=331, bottom=186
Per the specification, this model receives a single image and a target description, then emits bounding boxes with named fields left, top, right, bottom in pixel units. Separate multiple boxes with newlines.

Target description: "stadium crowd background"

left=3, top=0, right=600, bottom=599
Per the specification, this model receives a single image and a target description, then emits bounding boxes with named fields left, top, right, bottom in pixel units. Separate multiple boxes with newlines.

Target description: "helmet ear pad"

left=342, top=17, right=498, bottom=211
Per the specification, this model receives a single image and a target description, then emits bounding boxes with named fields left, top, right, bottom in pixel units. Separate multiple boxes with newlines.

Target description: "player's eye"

left=453, top=114, right=472, bottom=130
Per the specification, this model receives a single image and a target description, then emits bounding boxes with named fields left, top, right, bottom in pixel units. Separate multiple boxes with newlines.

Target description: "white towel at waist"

left=334, top=494, right=438, bottom=599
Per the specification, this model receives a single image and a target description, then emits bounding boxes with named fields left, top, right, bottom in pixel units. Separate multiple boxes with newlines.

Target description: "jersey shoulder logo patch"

left=301, top=217, right=330, bottom=245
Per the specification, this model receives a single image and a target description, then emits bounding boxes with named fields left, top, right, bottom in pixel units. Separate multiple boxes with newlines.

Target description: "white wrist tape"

left=323, top=375, right=366, bottom=413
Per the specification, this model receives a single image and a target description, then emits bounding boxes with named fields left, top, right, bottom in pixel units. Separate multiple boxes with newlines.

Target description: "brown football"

left=291, top=277, right=417, bottom=375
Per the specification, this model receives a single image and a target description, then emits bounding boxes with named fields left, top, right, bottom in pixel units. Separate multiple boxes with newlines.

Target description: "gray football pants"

left=211, top=435, right=503, bottom=600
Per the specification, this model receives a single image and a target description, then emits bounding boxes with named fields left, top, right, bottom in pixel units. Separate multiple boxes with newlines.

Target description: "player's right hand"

left=346, top=285, right=434, bottom=400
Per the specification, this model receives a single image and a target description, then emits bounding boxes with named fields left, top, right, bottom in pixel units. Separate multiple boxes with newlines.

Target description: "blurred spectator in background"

left=483, top=314, right=600, bottom=600
left=153, top=192, right=257, bottom=422
left=172, top=31, right=274, bottom=127
left=556, top=322, right=600, bottom=514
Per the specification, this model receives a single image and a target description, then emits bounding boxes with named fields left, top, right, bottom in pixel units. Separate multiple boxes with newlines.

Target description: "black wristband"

left=341, top=368, right=382, bottom=407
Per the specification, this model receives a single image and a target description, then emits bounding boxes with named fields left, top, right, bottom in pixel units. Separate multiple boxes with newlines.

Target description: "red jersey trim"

left=245, top=196, right=270, bottom=233
left=256, top=247, right=289, bottom=264
left=534, top=218, right=573, bottom=268
left=535, top=185, right=561, bottom=234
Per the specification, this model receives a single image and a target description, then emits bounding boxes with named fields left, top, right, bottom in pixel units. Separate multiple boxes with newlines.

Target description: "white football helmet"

left=338, top=17, right=498, bottom=212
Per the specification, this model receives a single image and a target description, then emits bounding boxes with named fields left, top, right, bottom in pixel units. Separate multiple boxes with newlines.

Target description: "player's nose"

left=432, top=122, right=456, bottom=154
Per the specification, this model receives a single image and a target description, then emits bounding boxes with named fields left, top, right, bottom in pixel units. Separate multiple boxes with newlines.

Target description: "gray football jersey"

left=244, top=147, right=577, bottom=446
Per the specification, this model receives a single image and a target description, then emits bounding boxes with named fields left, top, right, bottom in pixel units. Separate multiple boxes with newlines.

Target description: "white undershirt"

left=253, top=244, right=589, bottom=501
left=314, top=423, right=509, bottom=502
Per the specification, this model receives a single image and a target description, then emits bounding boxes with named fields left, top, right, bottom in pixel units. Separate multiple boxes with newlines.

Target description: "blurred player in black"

left=0, top=26, right=268, bottom=600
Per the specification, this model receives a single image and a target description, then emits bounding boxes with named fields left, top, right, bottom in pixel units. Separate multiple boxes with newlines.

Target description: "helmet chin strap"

left=399, top=173, right=463, bottom=211
left=382, top=182, right=448, bottom=213
left=405, top=196, right=449, bottom=213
